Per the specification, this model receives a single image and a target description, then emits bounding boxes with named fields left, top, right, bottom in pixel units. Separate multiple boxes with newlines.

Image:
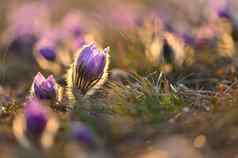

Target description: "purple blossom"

left=24, top=98, right=48, bottom=137
left=71, top=122, right=96, bottom=146
left=35, top=29, right=62, bottom=61
left=32, top=72, right=57, bottom=100
left=36, top=31, right=60, bottom=61
left=73, top=43, right=109, bottom=93
left=209, top=0, right=228, bottom=20
left=218, top=9, right=231, bottom=19
left=6, top=2, right=50, bottom=52
left=38, top=48, right=56, bottom=61
left=36, top=37, right=57, bottom=61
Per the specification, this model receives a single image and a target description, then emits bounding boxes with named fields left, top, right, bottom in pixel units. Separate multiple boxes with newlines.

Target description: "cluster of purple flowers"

left=13, top=97, right=97, bottom=149
left=7, top=3, right=111, bottom=150
left=6, top=0, right=238, bottom=153
left=9, top=4, right=111, bottom=149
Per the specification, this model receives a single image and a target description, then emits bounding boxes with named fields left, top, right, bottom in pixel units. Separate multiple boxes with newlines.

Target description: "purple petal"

left=33, top=73, right=56, bottom=100
left=86, top=54, right=106, bottom=80
left=24, top=98, right=48, bottom=137
left=73, top=43, right=109, bottom=93
left=39, top=47, right=56, bottom=61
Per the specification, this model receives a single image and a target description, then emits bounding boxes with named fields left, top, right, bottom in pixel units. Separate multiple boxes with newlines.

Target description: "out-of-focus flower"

left=35, top=38, right=57, bottom=61
left=71, top=122, right=96, bottom=147
left=217, top=2, right=231, bottom=19
left=31, top=72, right=57, bottom=100
left=64, top=122, right=108, bottom=158
left=67, top=43, right=110, bottom=99
left=61, top=12, right=86, bottom=51
left=62, top=12, right=84, bottom=38
left=3, top=2, right=50, bottom=54
left=24, top=98, right=48, bottom=137
left=34, top=28, right=65, bottom=61
left=34, top=28, right=71, bottom=74
left=209, top=0, right=228, bottom=20
left=13, top=98, right=59, bottom=149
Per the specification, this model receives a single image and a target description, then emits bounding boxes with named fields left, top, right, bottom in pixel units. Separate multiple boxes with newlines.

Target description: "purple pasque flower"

left=71, top=122, right=96, bottom=147
left=35, top=29, right=62, bottom=61
left=72, top=43, right=109, bottom=94
left=13, top=97, right=59, bottom=149
left=32, top=72, right=57, bottom=100
left=24, top=98, right=48, bottom=138
left=6, top=2, right=50, bottom=53
left=208, top=0, right=230, bottom=20
left=38, top=47, right=56, bottom=61
left=36, top=38, right=57, bottom=61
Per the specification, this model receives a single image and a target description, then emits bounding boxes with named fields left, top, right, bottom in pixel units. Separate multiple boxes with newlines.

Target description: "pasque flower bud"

left=13, top=98, right=59, bottom=149
left=67, top=43, right=110, bottom=99
left=32, top=72, right=57, bottom=100
left=24, top=98, right=48, bottom=137
left=36, top=39, right=57, bottom=61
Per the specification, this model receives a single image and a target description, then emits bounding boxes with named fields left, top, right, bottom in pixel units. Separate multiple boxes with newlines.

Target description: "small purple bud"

left=35, top=28, right=64, bottom=61
left=24, top=98, right=48, bottom=137
left=6, top=2, right=50, bottom=54
left=38, top=48, right=56, bottom=61
left=32, top=72, right=57, bottom=100
left=73, top=43, right=109, bottom=93
left=71, top=122, right=96, bottom=147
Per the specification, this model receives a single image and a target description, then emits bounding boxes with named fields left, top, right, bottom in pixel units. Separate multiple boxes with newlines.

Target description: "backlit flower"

left=32, top=72, right=57, bottom=100
left=67, top=43, right=110, bottom=98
